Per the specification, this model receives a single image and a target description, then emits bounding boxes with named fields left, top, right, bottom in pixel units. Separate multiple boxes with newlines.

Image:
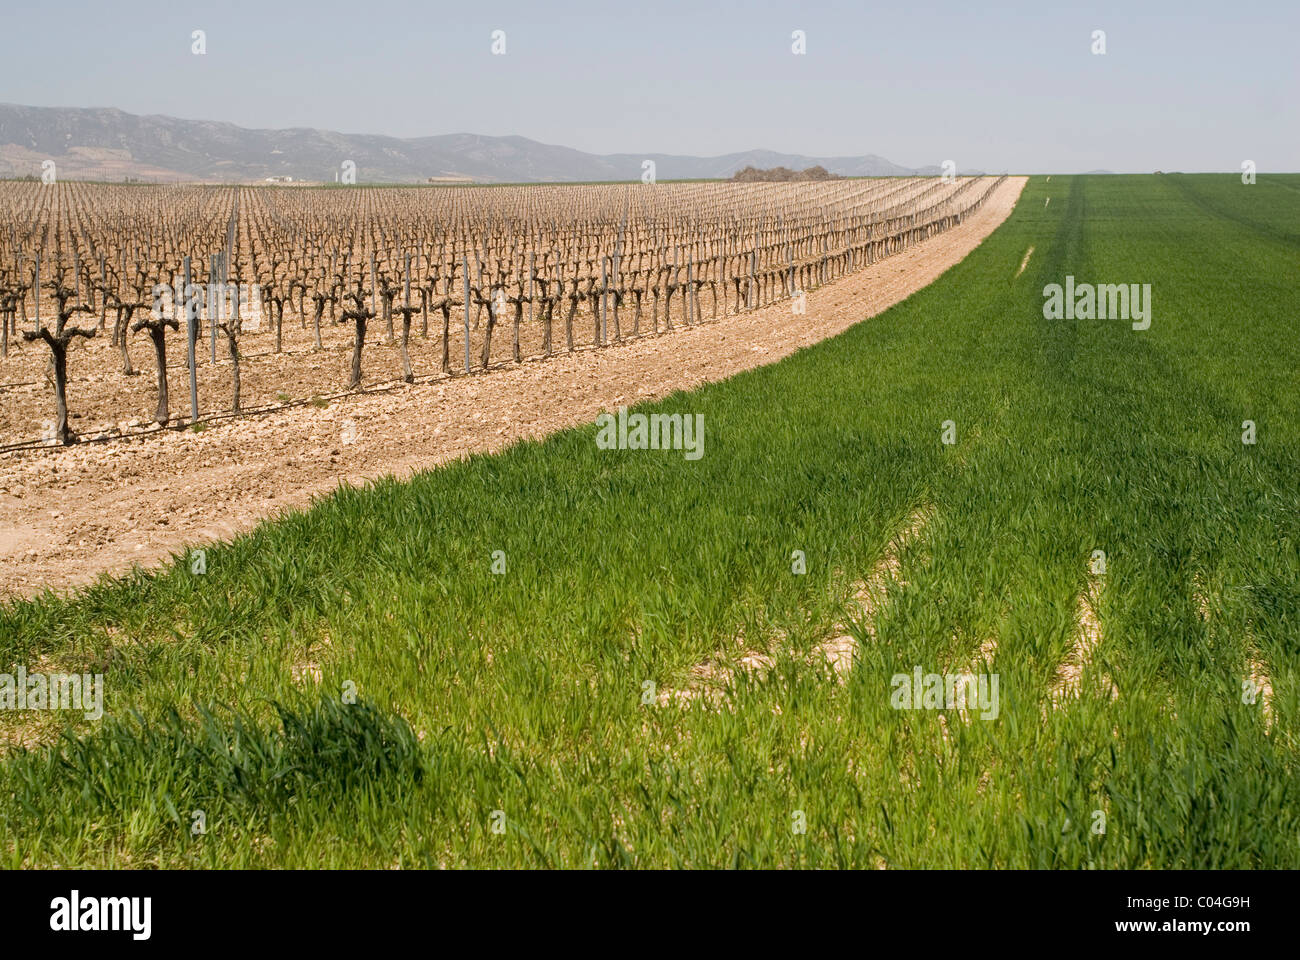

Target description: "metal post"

left=211, top=252, right=221, bottom=363
left=370, top=251, right=378, bottom=316
left=613, top=230, right=622, bottom=333
left=185, top=255, right=198, bottom=422
left=686, top=255, right=693, bottom=324
left=671, top=246, right=678, bottom=328
left=206, top=261, right=215, bottom=341
left=462, top=256, right=471, bottom=374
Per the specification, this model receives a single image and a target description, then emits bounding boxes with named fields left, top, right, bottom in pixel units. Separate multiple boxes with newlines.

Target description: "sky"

left=1, top=0, right=1296, bottom=173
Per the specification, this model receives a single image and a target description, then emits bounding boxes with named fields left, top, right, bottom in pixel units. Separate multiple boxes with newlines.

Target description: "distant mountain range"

left=0, top=103, right=950, bottom=184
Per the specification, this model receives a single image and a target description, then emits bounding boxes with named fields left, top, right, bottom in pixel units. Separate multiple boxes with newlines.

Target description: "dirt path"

left=0, top=177, right=1026, bottom=599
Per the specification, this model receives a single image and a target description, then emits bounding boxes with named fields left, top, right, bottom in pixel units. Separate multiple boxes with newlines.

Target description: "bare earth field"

left=0, top=177, right=972, bottom=445
left=0, top=177, right=1026, bottom=598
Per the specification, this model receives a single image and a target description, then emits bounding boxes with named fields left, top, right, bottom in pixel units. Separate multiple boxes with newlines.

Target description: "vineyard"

left=0, top=176, right=1003, bottom=447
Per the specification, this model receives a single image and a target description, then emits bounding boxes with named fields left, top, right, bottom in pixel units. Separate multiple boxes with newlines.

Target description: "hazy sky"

left=2, top=0, right=1296, bottom=173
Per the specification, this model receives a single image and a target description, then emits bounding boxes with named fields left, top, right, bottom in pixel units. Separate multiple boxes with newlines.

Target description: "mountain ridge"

left=0, top=103, right=948, bottom=183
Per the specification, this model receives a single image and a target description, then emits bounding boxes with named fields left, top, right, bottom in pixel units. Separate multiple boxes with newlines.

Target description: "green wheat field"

left=3, top=173, right=1297, bottom=868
